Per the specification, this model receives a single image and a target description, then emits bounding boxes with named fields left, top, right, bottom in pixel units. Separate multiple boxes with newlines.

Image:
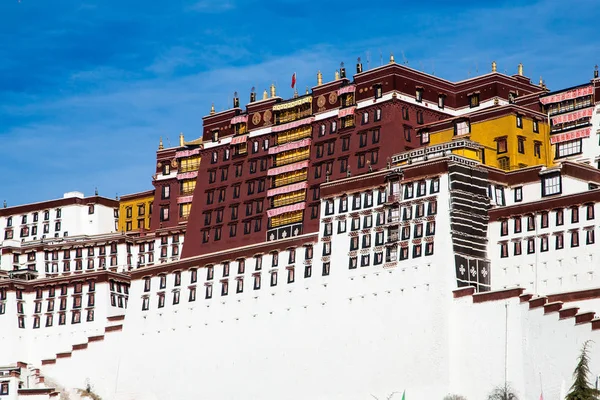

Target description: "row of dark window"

left=500, top=230, right=595, bottom=257
left=142, top=249, right=309, bottom=293
left=209, top=139, right=271, bottom=164
left=17, top=309, right=95, bottom=329
left=203, top=200, right=264, bottom=226
left=5, top=209, right=62, bottom=228
left=499, top=205, right=595, bottom=236
left=142, top=262, right=327, bottom=311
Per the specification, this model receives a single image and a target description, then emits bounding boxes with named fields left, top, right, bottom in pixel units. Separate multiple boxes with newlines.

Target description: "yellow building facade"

left=425, top=106, right=553, bottom=171
left=118, top=190, right=155, bottom=232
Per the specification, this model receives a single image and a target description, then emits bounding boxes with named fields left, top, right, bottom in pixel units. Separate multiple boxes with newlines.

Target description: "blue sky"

left=1, top=0, right=599, bottom=205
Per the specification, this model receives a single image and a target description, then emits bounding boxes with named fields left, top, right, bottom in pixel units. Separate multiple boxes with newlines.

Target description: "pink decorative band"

left=552, top=107, right=593, bottom=125
left=175, top=148, right=200, bottom=158
left=541, top=86, right=593, bottom=105
left=271, top=117, right=315, bottom=133
left=267, top=202, right=306, bottom=218
left=177, top=171, right=198, bottom=180
left=231, top=135, right=248, bottom=145
left=268, top=138, right=311, bottom=155
left=267, top=160, right=309, bottom=176
left=267, top=182, right=308, bottom=197
left=337, top=85, right=356, bottom=95
left=231, top=115, right=248, bottom=125
left=550, top=127, right=591, bottom=144
left=339, top=106, right=356, bottom=118
left=177, top=196, right=193, bottom=204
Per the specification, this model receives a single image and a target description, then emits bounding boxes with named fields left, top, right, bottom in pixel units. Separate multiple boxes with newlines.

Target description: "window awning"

left=266, top=202, right=306, bottom=218
left=541, top=86, right=593, bottom=105
left=337, top=85, right=356, bottom=95
left=550, top=127, right=591, bottom=144
left=230, top=115, right=248, bottom=125
left=268, top=138, right=311, bottom=155
left=175, top=148, right=200, bottom=158
left=339, top=107, right=356, bottom=118
left=231, top=135, right=248, bottom=145
left=551, top=107, right=593, bottom=125
left=267, top=160, right=309, bottom=176
left=271, top=117, right=315, bottom=133
left=267, top=182, right=307, bottom=198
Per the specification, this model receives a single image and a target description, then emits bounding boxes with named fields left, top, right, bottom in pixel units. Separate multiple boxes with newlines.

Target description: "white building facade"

left=1, top=156, right=600, bottom=400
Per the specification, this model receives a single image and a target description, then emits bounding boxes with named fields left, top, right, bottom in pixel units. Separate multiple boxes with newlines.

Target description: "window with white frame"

left=556, top=139, right=582, bottom=158
left=541, top=174, right=561, bottom=197
left=455, top=121, right=470, bottom=136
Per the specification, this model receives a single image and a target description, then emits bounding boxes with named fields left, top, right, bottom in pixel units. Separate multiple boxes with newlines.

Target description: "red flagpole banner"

left=291, top=73, right=296, bottom=89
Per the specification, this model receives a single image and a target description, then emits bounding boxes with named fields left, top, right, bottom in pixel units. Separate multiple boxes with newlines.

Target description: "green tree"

left=487, top=384, right=518, bottom=400
left=566, top=340, right=600, bottom=400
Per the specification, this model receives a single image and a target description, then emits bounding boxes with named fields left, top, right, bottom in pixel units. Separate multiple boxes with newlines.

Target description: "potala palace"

left=2, top=59, right=600, bottom=400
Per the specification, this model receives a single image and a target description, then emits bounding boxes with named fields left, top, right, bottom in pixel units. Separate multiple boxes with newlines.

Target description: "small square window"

left=542, top=174, right=561, bottom=197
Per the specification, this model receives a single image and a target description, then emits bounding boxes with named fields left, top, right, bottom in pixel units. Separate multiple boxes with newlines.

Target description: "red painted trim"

left=472, top=287, right=524, bottom=303
left=547, top=288, right=600, bottom=304
left=519, top=293, right=534, bottom=303
left=105, top=324, right=123, bottom=332
left=72, top=343, right=88, bottom=351
left=528, top=296, right=547, bottom=309
left=452, top=286, right=475, bottom=298
left=559, top=307, right=579, bottom=320
left=88, top=335, right=105, bottom=342
left=18, top=388, right=56, bottom=395
left=41, top=359, right=56, bottom=365
left=107, top=315, right=125, bottom=322
left=56, top=352, right=71, bottom=359
left=575, top=312, right=595, bottom=325
left=543, top=302, right=563, bottom=314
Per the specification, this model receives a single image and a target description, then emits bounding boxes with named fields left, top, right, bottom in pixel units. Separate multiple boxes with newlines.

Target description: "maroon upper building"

left=149, top=58, right=545, bottom=258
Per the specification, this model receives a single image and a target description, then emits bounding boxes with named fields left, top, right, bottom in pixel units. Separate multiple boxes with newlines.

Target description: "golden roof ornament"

left=518, top=63, right=524, bottom=76
left=491, top=61, right=497, bottom=73
left=335, top=70, right=340, bottom=80
left=390, top=53, right=395, bottom=64
left=317, top=70, right=323, bottom=86
left=539, top=76, right=544, bottom=87
left=179, top=132, right=184, bottom=147
left=210, top=103, right=215, bottom=115
left=305, top=86, right=309, bottom=95
left=270, top=83, right=276, bottom=98
left=263, top=89, right=268, bottom=100
left=158, top=137, right=164, bottom=150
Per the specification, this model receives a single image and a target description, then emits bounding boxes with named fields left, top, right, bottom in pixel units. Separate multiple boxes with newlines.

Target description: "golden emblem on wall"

left=328, top=92, right=338, bottom=105
left=157, top=162, right=162, bottom=169
left=252, top=112, right=262, bottom=125
left=263, top=110, right=272, bottom=124
left=171, top=160, right=178, bottom=168
left=317, top=95, right=326, bottom=108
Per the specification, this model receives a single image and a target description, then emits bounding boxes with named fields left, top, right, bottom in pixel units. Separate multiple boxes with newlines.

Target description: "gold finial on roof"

left=317, top=70, right=323, bottom=86
left=158, top=137, right=164, bottom=150
left=335, top=70, right=340, bottom=80
left=539, top=76, right=544, bottom=87
left=263, top=89, right=268, bottom=100
left=270, top=83, right=276, bottom=98
left=210, top=103, right=215, bottom=115
left=179, top=132, right=184, bottom=147
left=390, top=53, right=395, bottom=64
left=491, top=61, right=497, bottom=73
left=305, top=86, right=309, bottom=95
left=518, top=63, right=524, bottom=76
